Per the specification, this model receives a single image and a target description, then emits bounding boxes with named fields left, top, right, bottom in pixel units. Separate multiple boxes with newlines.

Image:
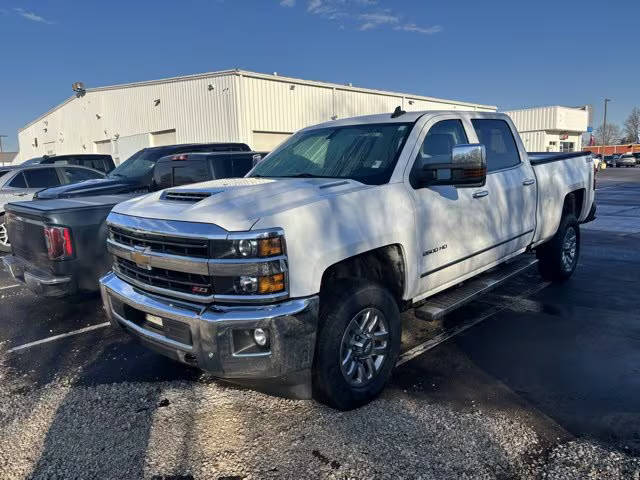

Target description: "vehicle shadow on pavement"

left=393, top=247, right=640, bottom=459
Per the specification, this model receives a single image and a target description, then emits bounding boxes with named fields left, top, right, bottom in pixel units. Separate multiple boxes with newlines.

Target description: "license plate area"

left=110, top=296, right=193, bottom=346
left=145, top=313, right=163, bottom=328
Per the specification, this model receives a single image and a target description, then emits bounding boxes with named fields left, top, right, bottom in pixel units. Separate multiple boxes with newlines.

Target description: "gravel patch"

left=1, top=376, right=638, bottom=480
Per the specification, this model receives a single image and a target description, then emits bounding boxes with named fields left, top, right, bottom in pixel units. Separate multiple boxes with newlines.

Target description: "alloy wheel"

left=339, top=308, right=390, bottom=387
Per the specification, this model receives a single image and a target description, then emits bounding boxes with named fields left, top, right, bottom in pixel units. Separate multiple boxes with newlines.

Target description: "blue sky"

left=1, top=0, right=637, bottom=151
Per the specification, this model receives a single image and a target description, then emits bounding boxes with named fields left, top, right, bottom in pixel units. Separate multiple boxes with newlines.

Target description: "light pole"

left=602, top=98, right=611, bottom=149
left=0, top=135, right=6, bottom=153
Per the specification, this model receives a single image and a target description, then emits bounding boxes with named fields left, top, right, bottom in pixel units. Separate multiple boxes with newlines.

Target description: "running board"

left=413, top=256, right=538, bottom=321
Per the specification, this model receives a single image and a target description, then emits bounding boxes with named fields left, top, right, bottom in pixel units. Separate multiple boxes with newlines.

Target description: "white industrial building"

left=16, top=69, right=496, bottom=164
left=504, top=105, right=589, bottom=153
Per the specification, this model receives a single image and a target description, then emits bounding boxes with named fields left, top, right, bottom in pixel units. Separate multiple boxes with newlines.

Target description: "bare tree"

left=623, top=107, right=640, bottom=143
left=594, top=123, right=622, bottom=145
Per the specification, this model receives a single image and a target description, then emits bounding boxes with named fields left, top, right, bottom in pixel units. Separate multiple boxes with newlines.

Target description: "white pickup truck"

left=99, top=110, right=596, bottom=409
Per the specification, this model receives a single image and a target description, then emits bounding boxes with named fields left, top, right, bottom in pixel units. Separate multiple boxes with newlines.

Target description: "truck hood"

left=36, top=177, right=143, bottom=200
left=111, top=177, right=370, bottom=231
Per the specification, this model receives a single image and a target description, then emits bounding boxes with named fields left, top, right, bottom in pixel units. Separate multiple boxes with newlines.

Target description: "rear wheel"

left=313, top=279, right=401, bottom=410
left=0, top=215, right=10, bottom=253
left=536, top=214, right=580, bottom=282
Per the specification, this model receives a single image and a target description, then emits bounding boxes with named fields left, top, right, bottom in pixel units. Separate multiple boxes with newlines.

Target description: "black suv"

left=34, top=143, right=251, bottom=199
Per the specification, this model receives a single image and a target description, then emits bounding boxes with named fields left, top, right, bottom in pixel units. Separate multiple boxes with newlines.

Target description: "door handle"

left=472, top=190, right=489, bottom=198
left=522, top=178, right=535, bottom=186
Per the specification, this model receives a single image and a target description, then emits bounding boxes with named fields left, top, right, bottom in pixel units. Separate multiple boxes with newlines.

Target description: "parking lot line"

left=0, top=284, right=21, bottom=291
left=397, top=281, right=550, bottom=367
left=6, top=322, right=110, bottom=354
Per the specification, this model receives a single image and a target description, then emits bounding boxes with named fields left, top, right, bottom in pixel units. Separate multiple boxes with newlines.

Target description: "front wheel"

left=313, top=280, right=401, bottom=410
left=536, top=214, right=580, bottom=282
left=0, top=215, right=10, bottom=253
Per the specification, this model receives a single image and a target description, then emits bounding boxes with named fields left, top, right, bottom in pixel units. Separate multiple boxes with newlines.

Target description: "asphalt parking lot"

left=1, top=167, right=639, bottom=479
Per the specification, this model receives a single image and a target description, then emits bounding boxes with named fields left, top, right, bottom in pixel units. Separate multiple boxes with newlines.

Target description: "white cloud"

left=307, top=0, right=323, bottom=12
left=293, top=1, right=442, bottom=36
left=14, top=8, right=54, bottom=24
left=395, top=23, right=443, bottom=35
left=358, top=12, right=399, bottom=30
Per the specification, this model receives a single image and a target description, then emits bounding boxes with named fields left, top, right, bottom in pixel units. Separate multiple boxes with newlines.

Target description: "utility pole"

left=603, top=98, right=611, bottom=148
left=0, top=135, right=6, bottom=153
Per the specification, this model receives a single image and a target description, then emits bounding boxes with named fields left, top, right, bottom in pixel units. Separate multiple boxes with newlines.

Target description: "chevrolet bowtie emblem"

left=131, top=246, right=153, bottom=270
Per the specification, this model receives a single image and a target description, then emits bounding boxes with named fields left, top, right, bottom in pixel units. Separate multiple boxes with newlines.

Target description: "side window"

left=471, top=119, right=520, bottom=172
left=23, top=168, right=61, bottom=188
left=8, top=172, right=27, bottom=188
left=416, top=120, right=469, bottom=165
left=62, top=167, right=104, bottom=184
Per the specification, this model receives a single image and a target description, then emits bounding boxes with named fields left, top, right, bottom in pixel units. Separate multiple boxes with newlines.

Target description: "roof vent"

left=162, top=191, right=212, bottom=203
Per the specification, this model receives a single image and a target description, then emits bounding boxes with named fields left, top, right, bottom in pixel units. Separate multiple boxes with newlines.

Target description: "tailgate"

left=5, top=207, right=49, bottom=269
left=5, top=194, right=138, bottom=272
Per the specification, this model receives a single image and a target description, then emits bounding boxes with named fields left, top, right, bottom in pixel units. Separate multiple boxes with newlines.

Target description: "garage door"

left=252, top=131, right=292, bottom=152
left=94, top=140, right=112, bottom=155
left=150, top=129, right=177, bottom=147
left=113, top=133, right=150, bottom=165
left=43, top=141, right=56, bottom=155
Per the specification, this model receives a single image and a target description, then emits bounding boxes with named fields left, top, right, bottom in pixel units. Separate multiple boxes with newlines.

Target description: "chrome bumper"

left=2, top=255, right=74, bottom=297
left=100, top=272, right=319, bottom=396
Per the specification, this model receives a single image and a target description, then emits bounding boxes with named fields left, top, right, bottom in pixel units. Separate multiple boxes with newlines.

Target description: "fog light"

left=236, top=275, right=258, bottom=294
left=253, top=328, right=268, bottom=347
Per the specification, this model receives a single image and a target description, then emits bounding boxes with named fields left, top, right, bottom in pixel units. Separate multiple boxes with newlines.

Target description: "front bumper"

left=2, top=255, right=75, bottom=297
left=99, top=272, right=319, bottom=398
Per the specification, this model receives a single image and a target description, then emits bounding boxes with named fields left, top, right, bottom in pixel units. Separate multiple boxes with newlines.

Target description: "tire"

left=313, top=279, right=401, bottom=410
left=536, top=214, right=580, bottom=282
left=0, top=214, right=10, bottom=253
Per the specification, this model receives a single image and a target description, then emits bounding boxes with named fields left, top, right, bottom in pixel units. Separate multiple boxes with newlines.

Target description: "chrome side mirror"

left=416, top=144, right=487, bottom=188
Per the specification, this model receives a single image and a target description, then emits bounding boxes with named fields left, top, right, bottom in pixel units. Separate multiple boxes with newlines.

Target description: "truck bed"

left=528, top=151, right=594, bottom=246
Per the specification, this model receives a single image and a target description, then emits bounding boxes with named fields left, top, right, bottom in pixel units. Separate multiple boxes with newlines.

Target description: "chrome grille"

left=115, top=257, right=213, bottom=297
left=109, top=226, right=209, bottom=258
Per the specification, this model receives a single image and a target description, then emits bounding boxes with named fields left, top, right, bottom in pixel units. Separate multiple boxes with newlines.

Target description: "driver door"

left=408, top=116, right=500, bottom=299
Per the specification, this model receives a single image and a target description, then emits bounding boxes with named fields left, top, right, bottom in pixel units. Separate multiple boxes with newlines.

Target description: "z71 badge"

left=423, top=244, right=447, bottom=256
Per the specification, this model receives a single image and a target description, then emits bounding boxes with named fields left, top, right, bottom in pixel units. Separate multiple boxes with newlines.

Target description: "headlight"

left=212, top=232, right=284, bottom=259
left=209, top=229, right=288, bottom=300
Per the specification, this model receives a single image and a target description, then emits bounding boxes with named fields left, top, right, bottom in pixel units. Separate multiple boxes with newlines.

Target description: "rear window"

left=153, top=159, right=212, bottom=189
left=173, top=160, right=212, bottom=186
left=24, top=168, right=61, bottom=188
left=212, top=156, right=254, bottom=178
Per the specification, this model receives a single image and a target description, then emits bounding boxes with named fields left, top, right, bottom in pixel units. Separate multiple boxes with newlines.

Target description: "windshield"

left=249, top=123, right=412, bottom=185
left=108, top=149, right=167, bottom=179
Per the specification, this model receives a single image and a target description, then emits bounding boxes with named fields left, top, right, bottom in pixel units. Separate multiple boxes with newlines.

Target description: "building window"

left=549, top=141, right=557, bottom=146
left=560, top=142, right=575, bottom=152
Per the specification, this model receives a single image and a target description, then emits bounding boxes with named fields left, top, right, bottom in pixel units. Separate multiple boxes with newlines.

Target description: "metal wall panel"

left=505, top=106, right=588, bottom=133
left=17, top=74, right=241, bottom=161
left=17, top=70, right=497, bottom=162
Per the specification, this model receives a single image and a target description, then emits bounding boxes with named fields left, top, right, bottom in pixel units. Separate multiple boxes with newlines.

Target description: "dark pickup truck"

left=2, top=147, right=264, bottom=298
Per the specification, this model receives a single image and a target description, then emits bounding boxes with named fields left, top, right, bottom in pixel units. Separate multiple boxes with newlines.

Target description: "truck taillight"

left=44, top=226, right=73, bottom=260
